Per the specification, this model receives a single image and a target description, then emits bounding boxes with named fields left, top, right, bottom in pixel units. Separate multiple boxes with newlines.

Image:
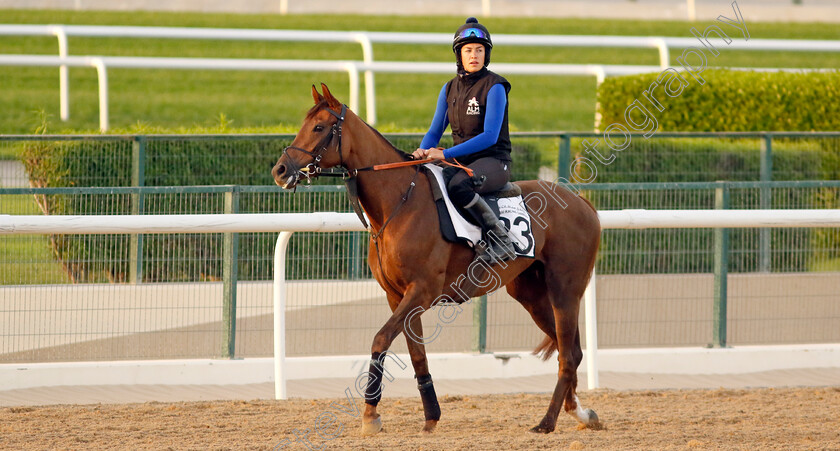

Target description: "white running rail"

left=2, top=24, right=839, bottom=126
left=4, top=208, right=840, bottom=398
left=0, top=54, right=832, bottom=132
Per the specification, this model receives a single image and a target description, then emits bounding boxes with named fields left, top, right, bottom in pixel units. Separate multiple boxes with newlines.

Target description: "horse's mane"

left=362, top=122, right=413, bottom=162
left=307, top=100, right=412, bottom=162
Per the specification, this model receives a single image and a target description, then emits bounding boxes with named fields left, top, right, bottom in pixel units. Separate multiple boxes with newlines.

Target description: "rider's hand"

left=412, top=148, right=428, bottom=159
left=427, top=147, right=445, bottom=160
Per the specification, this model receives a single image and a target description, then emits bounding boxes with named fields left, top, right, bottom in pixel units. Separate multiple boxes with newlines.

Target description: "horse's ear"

left=311, top=84, right=324, bottom=104
left=320, top=83, right=342, bottom=109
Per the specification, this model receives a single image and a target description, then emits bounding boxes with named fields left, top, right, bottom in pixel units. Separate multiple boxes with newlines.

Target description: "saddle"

left=423, top=164, right=535, bottom=259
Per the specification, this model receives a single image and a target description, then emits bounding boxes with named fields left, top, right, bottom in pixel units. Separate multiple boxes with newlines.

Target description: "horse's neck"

left=343, top=116, right=421, bottom=231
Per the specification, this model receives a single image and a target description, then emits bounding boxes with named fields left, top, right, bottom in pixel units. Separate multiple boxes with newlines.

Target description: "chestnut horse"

left=272, top=84, right=601, bottom=435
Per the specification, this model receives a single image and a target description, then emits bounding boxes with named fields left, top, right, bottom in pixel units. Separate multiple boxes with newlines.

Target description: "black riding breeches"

left=442, top=157, right=511, bottom=207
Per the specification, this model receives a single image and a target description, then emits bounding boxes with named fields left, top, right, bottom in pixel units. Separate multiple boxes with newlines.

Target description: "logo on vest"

left=466, top=97, right=480, bottom=115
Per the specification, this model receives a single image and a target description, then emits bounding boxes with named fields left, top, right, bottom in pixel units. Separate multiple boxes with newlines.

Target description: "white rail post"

left=90, top=58, right=109, bottom=132
left=655, top=38, right=670, bottom=69
left=345, top=62, right=360, bottom=114
left=50, top=25, right=70, bottom=121
left=687, top=0, right=697, bottom=21
left=279, top=0, right=288, bottom=14
left=482, top=0, right=491, bottom=16
left=354, top=33, right=377, bottom=125
left=273, top=231, right=294, bottom=400
left=590, top=65, right=606, bottom=132
left=589, top=65, right=606, bottom=86
left=584, top=268, right=599, bottom=389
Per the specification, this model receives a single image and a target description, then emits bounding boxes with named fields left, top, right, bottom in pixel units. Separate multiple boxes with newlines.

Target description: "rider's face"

left=460, top=43, right=485, bottom=73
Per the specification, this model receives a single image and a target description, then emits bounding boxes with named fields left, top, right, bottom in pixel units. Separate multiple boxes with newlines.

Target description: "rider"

left=413, top=17, right=516, bottom=262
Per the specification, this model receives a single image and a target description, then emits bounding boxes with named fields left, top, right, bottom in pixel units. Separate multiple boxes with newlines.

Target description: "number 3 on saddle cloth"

left=423, top=164, right=536, bottom=259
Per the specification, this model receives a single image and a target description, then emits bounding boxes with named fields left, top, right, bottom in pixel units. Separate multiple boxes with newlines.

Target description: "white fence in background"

left=2, top=25, right=839, bottom=128
left=3, top=208, right=840, bottom=398
left=0, top=53, right=832, bottom=132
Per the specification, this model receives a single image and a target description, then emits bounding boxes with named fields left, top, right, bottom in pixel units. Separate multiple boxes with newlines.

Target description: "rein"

left=281, top=104, right=473, bottom=181
left=354, top=158, right=474, bottom=178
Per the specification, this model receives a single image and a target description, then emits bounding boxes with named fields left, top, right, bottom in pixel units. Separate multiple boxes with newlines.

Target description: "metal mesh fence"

left=1, top=133, right=839, bottom=363
left=484, top=182, right=840, bottom=351
left=3, top=183, right=838, bottom=362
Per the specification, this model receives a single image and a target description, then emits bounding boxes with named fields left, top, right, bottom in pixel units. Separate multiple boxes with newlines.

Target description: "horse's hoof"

left=576, top=409, right=603, bottom=430
left=422, top=420, right=438, bottom=433
left=529, top=424, right=555, bottom=434
left=584, top=408, right=599, bottom=425
left=361, top=416, right=382, bottom=436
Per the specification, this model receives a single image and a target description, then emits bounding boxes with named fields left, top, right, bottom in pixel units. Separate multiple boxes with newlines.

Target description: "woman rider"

left=412, top=17, right=516, bottom=262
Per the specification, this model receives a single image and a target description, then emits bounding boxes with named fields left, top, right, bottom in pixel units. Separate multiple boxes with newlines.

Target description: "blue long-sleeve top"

left=420, top=83, right=507, bottom=160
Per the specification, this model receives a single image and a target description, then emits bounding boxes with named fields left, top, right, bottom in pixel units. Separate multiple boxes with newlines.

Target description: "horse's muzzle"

left=271, top=162, right=298, bottom=189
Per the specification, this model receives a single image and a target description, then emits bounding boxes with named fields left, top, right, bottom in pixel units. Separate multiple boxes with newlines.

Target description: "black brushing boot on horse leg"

left=416, top=374, right=442, bottom=424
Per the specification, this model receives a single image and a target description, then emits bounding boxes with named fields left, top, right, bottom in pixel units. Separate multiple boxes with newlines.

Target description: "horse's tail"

left=533, top=335, right=557, bottom=361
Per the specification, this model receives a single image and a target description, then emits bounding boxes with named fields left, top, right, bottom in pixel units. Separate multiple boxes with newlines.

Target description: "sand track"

left=2, top=387, right=839, bottom=450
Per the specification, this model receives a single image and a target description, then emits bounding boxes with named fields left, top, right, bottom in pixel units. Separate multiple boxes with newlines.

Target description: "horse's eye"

left=314, top=125, right=325, bottom=132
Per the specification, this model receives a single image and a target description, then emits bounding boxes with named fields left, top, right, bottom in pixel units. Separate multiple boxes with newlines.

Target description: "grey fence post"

left=759, top=134, right=773, bottom=272
left=713, top=182, right=730, bottom=348
left=348, top=231, right=364, bottom=279
left=222, top=186, right=240, bottom=359
left=557, top=134, right=571, bottom=181
left=129, top=136, right=145, bottom=284
left=472, top=294, right=488, bottom=353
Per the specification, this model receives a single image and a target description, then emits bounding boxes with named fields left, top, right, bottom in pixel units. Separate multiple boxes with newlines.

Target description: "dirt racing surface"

left=1, top=387, right=839, bottom=450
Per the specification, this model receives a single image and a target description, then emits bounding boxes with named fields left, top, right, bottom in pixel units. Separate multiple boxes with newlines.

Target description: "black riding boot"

left=464, top=195, right=517, bottom=263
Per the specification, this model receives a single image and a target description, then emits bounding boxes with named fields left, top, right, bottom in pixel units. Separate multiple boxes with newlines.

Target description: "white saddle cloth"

left=423, top=164, right=536, bottom=258
left=424, top=164, right=482, bottom=245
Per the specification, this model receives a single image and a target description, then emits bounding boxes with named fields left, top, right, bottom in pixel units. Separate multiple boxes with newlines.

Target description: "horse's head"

left=272, top=83, right=350, bottom=189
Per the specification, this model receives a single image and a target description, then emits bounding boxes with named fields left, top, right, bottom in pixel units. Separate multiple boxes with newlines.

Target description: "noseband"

left=281, top=104, right=348, bottom=183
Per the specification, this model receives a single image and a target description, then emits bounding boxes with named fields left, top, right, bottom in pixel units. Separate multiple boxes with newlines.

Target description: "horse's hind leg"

left=508, top=263, right=570, bottom=433
left=532, top=272, right=599, bottom=433
left=507, top=262, right=558, bottom=348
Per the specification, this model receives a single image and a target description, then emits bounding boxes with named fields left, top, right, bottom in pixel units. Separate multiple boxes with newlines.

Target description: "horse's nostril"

left=274, top=165, right=286, bottom=177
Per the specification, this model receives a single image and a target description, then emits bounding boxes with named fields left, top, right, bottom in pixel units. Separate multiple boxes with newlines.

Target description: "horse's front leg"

left=361, top=284, right=435, bottom=436
left=404, top=313, right=441, bottom=433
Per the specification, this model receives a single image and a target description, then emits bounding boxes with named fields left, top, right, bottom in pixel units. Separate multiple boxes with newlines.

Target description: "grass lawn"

left=0, top=195, right=71, bottom=284
left=811, top=257, right=840, bottom=272
left=1, top=10, right=839, bottom=134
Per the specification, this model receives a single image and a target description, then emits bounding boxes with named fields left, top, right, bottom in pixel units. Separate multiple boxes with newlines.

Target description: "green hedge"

left=591, top=69, right=840, bottom=274
left=596, top=69, right=840, bottom=133
left=582, top=137, right=838, bottom=275
left=580, top=136, right=831, bottom=183
left=19, top=129, right=543, bottom=283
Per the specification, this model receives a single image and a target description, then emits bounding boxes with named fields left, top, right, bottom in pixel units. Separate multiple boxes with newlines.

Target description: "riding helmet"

left=453, top=17, right=493, bottom=69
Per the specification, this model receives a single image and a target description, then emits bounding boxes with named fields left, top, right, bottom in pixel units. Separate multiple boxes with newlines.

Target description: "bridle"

left=280, top=104, right=349, bottom=184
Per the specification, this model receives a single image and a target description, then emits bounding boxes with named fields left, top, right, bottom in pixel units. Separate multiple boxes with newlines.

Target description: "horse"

left=272, top=84, right=602, bottom=435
